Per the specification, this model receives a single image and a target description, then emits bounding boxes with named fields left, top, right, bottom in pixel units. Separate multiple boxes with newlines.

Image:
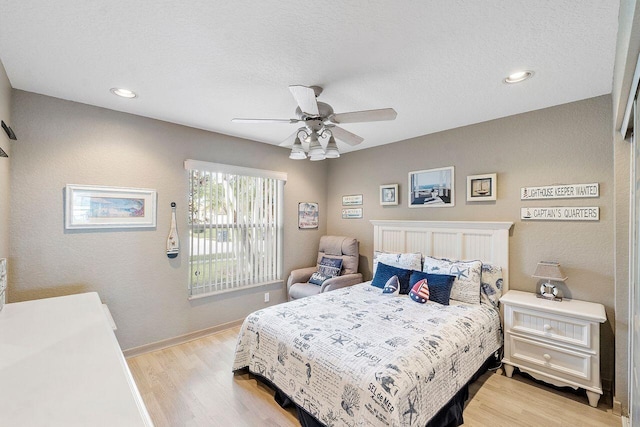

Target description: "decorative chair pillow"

left=372, top=251, right=422, bottom=276
left=409, top=279, right=430, bottom=303
left=381, top=275, right=400, bottom=296
left=309, top=257, right=343, bottom=285
left=480, top=263, right=503, bottom=309
left=422, top=257, right=482, bottom=304
left=409, top=271, right=455, bottom=305
left=371, top=262, right=412, bottom=292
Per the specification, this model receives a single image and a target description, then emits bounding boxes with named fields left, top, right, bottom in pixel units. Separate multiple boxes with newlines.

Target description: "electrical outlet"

left=264, top=292, right=270, bottom=303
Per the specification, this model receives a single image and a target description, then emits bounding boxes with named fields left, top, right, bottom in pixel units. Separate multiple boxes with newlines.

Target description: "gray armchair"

left=288, top=235, right=363, bottom=300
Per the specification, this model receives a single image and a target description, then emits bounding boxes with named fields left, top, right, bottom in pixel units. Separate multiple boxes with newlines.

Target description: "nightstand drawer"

left=508, top=305, right=592, bottom=350
left=508, top=335, right=591, bottom=382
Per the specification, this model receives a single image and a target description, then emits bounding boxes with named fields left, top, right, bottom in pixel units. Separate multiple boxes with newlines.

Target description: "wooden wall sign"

left=521, top=183, right=599, bottom=200
left=521, top=207, right=600, bottom=221
left=342, top=208, right=363, bottom=219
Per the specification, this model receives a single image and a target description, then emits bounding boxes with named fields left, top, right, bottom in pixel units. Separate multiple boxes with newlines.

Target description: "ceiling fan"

left=232, top=85, right=397, bottom=160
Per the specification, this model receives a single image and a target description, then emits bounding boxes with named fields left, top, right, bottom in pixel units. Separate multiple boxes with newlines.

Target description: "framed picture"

left=342, top=208, right=363, bottom=219
left=467, top=173, right=497, bottom=201
left=408, top=166, right=454, bottom=208
left=65, top=185, right=157, bottom=229
left=380, top=184, right=399, bottom=205
left=342, top=194, right=363, bottom=206
left=298, top=202, right=319, bottom=229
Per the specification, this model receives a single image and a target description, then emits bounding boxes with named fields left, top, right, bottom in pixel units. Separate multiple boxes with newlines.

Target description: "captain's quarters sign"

left=521, top=183, right=599, bottom=200
left=521, top=207, right=600, bottom=221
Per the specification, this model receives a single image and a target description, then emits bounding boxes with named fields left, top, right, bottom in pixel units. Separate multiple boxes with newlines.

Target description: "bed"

left=233, top=220, right=513, bottom=426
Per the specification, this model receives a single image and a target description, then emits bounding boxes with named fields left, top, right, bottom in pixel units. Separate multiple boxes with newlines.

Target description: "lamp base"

left=536, top=293, right=563, bottom=302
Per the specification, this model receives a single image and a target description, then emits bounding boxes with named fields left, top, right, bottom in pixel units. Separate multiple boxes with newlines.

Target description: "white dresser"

left=0, top=292, right=153, bottom=426
left=500, top=290, right=607, bottom=407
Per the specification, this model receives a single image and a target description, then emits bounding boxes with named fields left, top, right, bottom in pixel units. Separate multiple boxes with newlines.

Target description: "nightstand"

left=500, top=290, right=607, bottom=407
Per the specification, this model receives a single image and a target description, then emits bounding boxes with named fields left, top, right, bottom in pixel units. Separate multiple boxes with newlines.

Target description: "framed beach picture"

left=298, top=202, right=319, bottom=229
left=467, top=173, right=497, bottom=201
left=65, top=185, right=157, bottom=229
left=380, top=184, right=398, bottom=205
left=408, top=166, right=454, bottom=208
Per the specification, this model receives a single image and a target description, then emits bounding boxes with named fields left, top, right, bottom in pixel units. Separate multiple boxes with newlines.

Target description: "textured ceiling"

left=0, top=1, right=620, bottom=153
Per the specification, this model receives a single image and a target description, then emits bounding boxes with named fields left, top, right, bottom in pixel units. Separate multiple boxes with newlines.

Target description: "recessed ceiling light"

left=110, top=87, right=137, bottom=98
left=503, top=70, right=534, bottom=84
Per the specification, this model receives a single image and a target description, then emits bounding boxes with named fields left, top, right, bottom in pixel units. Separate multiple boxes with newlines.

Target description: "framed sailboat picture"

left=467, top=173, right=497, bottom=201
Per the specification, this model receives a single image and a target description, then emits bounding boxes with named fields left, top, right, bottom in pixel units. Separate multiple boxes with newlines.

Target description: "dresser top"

left=500, top=290, right=607, bottom=323
left=0, top=292, right=153, bottom=426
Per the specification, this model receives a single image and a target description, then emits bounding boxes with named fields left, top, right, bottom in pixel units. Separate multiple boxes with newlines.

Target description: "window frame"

left=184, top=159, right=286, bottom=299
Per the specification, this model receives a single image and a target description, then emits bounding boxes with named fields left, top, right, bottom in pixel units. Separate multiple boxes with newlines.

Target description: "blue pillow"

left=309, top=257, right=343, bottom=285
left=409, top=271, right=455, bottom=305
left=371, top=262, right=412, bottom=292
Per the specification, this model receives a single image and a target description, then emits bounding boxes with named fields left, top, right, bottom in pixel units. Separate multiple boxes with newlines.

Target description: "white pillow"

left=373, top=251, right=422, bottom=275
left=422, top=256, right=482, bottom=304
left=480, top=263, right=503, bottom=309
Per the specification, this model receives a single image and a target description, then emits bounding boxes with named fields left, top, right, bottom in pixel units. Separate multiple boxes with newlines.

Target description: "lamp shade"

left=289, top=136, right=306, bottom=160
left=532, top=261, right=567, bottom=282
left=307, top=132, right=325, bottom=159
left=324, top=136, right=340, bottom=158
left=289, top=150, right=307, bottom=160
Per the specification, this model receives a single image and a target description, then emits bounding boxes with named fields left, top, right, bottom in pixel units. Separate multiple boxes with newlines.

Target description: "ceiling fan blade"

left=232, top=118, right=300, bottom=124
left=326, top=125, right=364, bottom=146
left=329, top=108, right=397, bottom=124
left=289, top=85, right=319, bottom=116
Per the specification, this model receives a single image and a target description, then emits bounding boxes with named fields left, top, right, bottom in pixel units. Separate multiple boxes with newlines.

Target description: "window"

left=184, top=160, right=286, bottom=298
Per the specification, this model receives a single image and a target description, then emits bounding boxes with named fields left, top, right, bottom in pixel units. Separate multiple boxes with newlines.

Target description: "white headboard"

left=370, top=220, right=513, bottom=293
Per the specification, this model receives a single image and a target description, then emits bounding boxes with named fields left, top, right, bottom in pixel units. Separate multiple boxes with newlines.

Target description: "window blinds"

left=185, top=160, right=286, bottom=298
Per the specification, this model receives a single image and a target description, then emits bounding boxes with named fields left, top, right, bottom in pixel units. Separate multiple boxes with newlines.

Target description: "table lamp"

left=532, top=261, right=567, bottom=301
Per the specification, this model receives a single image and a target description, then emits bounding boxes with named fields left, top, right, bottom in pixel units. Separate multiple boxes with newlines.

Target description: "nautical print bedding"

left=233, top=282, right=501, bottom=426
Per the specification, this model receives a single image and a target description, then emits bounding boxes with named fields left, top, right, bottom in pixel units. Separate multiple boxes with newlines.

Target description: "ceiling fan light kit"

left=324, top=136, right=340, bottom=159
left=289, top=136, right=307, bottom=159
left=233, top=85, right=397, bottom=161
left=307, top=133, right=325, bottom=161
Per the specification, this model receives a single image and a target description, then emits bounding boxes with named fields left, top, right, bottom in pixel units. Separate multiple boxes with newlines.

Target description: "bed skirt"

left=235, top=355, right=497, bottom=427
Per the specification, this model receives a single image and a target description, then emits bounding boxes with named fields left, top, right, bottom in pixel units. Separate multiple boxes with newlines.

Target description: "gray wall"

left=0, top=60, right=11, bottom=261
left=611, top=0, right=640, bottom=416
left=9, top=90, right=328, bottom=350
left=326, top=96, right=615, bottom=387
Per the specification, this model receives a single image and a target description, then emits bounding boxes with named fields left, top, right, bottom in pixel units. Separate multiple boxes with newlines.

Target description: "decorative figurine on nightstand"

left=532, top=261, right=567, bottom=301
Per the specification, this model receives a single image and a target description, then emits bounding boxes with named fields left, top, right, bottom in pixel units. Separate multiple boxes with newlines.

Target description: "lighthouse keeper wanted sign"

left=521, top=182, right=600, bottom=222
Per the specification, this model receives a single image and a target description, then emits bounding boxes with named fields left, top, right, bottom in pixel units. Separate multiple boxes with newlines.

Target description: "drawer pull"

left=543, top=353, right=551, bottom=361
left=543, top=324, right=552, bottom=331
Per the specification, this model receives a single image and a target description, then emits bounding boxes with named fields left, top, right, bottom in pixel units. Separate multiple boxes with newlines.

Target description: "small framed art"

left=408, top=166, right=454, bottom=208
left=298, top=202, right=319, bottom=229
left=467, top=173, right=497, bottom=201
left=342, top=208, right=363, bottom=219
left=342, top=194, right=363, bottom=206
left=65, top=184, right=157, bottom=229
left=380, top=184, right=398, bottom=205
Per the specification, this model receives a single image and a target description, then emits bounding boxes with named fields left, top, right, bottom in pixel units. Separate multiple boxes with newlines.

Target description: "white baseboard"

left=621, top=416, right=629, bottom=427
left=123, top=318, right=245, bottom=358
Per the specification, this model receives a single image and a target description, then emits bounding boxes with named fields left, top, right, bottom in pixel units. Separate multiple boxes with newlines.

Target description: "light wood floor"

left=127, top=326, right=621, bottom=427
